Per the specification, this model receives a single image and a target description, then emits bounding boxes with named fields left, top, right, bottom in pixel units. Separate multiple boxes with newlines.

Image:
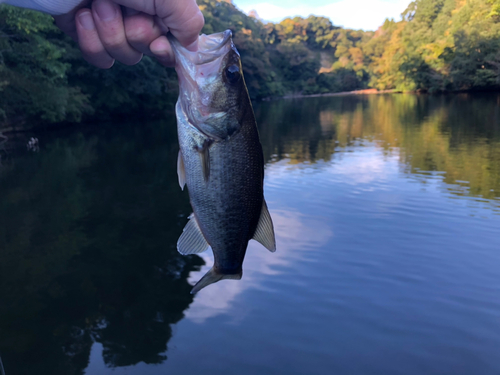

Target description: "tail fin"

left=191, top=267, right=242, bottom=294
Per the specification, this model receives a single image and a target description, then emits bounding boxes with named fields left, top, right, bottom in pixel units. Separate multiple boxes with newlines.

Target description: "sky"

left=234, top=0, right=411, bottom=31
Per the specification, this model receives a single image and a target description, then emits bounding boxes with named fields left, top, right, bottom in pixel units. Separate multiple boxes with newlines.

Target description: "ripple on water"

left=255, top=127, right=500, bottom=372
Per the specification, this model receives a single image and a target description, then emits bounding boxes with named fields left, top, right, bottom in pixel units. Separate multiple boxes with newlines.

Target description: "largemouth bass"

left=170, top=30, right=276, bottom=294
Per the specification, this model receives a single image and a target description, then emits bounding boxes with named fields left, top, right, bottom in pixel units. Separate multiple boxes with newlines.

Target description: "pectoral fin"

left=252, top=200, right=276, bottom=252
left=199, top=146, right=210, bottom=182
left=177, top=214, right=209, bottom=255
left=177, top=150, right=186, bottom=190
left=191, top=267, right=242, bottom=294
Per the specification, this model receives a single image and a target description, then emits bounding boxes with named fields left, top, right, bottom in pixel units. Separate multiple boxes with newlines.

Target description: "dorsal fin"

left=177, top=214, right=210, bottom=255
left=252, top=200, right=276, bottom=252
left=177, top=150, right=186, bottom=190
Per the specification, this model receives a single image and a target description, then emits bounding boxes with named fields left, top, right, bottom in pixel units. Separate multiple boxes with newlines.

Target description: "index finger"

left=109, top=0, right=204, bottom=50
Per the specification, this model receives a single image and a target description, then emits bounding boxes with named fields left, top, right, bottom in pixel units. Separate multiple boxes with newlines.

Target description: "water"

left=1, top=94, right=499, bottom=375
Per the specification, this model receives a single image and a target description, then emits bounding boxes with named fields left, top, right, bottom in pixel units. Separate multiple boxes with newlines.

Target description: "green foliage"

left=0, top=6, right=92, bottom=126
left=488, top=0, right=500, bottom=17
left=1, top=0, right=500, bottom=129
left=372, top=0, right=500, bottom=92
left=0, top=5, right=178, bottom=129
left=69, top=55, right=179, bottom=120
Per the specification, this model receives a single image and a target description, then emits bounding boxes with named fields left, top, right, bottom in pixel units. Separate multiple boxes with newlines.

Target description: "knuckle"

left=80, top=38, right=105, bottom=56
left=193, top=11, right=205, bottom=31
left=125, top=23, right=151, bottom=43
left=101, top=33, right=127, bottom=50
left=181, top=6, right=205, bottom=31
left=177, top=10, right=205, bottom=41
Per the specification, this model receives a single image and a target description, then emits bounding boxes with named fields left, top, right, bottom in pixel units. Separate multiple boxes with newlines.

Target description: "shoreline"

left=280, top=89, right=396, bottom=100
left=2, top=89, right=499, bottom=134
left=266, top=87, right=500, bottom=101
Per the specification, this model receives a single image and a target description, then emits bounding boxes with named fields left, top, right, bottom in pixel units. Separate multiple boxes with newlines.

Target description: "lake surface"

left=1, top=94, right=499, bottom=375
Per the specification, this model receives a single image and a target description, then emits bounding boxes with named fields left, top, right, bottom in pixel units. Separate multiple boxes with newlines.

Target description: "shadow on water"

left=0, top=120, right=203, bottom=375
left=0, top=94, right=499, bottom=375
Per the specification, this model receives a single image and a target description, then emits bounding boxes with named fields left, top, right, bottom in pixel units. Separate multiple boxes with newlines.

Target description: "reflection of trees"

left=0, top=121, right=203, bottom=375
left=256, top=98, right=338, bottom=164
left=255, top=94, right=500, bottom=200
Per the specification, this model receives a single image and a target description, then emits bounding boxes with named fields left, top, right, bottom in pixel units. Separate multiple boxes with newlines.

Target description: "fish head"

left=170, top=30, right=249, bottom=140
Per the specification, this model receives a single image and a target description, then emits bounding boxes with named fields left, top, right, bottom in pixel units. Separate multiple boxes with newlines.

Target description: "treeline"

left=219, top=0, right=500, bottom=96
left=1, top=0, right=500, bottom=129
left=0, top=5, right=178, bottom=129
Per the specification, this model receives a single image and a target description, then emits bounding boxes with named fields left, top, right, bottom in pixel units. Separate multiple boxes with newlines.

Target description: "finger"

left=75, top=9, right=115, bottom=68
left=124, top=12, right=162, bottom=55
left=109, top=0, right=204, bottom=50
left=162, top=0, right=204, bottom=51
left=53, top=13, right=78, bottom=41
left=150, top=36, right=175, bottom=67
left=53, top=0, right=91, bottom=41
left=122, top=6, right=140, bottom=17
left=92, top=0, right=143, bottom=65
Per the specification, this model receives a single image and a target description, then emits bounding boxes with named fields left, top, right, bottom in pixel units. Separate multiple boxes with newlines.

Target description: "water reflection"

left=0, top=122, right=202, bottom=375
left=256, top=94, right=500, bottom=203
left=0, top=94, right=499, bottom=374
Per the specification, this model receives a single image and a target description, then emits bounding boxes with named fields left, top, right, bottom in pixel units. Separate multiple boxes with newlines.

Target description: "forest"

left=0, top=0, right=499, bottom=129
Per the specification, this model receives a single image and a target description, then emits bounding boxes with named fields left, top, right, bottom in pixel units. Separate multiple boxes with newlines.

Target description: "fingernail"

left=150, top=44, right=175, bottom=66
left=150, top=38, right=169, bottom=55
left=94, top=1, right=117, bottom=22
left=78, top=11, right=95, bottom=30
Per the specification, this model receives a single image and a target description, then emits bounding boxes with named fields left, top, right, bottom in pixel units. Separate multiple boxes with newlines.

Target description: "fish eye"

left=225, top=64, right=241, bottom=84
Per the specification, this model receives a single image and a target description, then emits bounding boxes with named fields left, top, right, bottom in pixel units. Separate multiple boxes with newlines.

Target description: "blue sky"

left=233, top=0, right=411, bottom=31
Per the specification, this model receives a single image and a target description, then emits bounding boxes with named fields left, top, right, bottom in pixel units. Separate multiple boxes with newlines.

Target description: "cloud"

left=236, top=0, right=410, bottom=31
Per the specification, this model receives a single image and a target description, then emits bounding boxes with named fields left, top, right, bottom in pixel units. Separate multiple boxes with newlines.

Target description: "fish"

left=170, top=30, right=276, bottom=294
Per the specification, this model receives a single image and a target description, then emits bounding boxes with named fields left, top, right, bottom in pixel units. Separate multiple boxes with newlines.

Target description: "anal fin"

left=252, top=200, right=276, bottom=252
left=177, top=214, right=209, bottom=255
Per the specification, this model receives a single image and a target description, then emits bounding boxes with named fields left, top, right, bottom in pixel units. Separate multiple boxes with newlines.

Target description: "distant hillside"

left=1, top=0, right=499, bottom=129
left=200, top=0, right=374, bottom=98
left=200, top=0, right=500, bottom=96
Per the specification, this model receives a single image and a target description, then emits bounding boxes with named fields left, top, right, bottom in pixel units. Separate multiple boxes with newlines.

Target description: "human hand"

left=53, top=0, right=204, bottom=68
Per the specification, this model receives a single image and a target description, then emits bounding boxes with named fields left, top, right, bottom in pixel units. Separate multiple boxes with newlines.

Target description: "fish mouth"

left=170, top=30, right=237, bottom=124
left=169, top=29, right=234, bottom=66
left=197, top=30, right=233, bottom=58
